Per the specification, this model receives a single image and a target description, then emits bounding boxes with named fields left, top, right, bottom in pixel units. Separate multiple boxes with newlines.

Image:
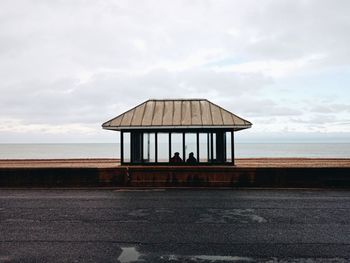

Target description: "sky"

left=0, top=0, right=350, bottom=143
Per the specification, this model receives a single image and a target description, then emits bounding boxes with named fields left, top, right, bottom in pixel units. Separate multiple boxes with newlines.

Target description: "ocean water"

left=0, top=143, right=349, bottom=159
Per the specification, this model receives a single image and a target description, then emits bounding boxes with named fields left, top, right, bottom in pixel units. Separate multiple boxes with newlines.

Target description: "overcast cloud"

left=0, top=0, right=349, bottom=143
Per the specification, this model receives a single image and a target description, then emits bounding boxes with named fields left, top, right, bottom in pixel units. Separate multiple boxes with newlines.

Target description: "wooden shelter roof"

left=102, top=99, right=252, bottom=131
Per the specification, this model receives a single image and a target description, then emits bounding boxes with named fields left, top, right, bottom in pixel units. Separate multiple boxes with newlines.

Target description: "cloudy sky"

left=1, top=0, right=350, bottom=143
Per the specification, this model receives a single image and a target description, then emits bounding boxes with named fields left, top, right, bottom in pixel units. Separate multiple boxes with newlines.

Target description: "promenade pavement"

left=1, top=158, right=350, bottom=168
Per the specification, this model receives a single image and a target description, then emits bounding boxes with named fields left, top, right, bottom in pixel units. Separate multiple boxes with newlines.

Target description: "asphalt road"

left=0, top=189, right=350, bottom=262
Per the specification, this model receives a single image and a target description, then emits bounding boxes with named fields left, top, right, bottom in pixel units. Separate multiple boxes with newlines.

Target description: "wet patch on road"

left=126, top=208, right=175, bottom=222
left=0, top=256, right=12, bottom=263
left=160, top=254, right=253, bottom=262
left=196, top=208, right=267, bottom=224
left=116, top=249, right=350, bottom=263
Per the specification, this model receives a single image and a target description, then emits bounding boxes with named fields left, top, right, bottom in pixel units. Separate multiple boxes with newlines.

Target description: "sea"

left=0, top=143, right=349, bottom=159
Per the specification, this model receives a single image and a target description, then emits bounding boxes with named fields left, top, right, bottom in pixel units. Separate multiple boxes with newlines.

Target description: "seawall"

left=0, top=158, right=349, bottom=188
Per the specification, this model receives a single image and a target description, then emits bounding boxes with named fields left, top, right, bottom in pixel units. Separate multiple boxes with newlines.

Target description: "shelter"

left=102, top=99, right=252, bottom=165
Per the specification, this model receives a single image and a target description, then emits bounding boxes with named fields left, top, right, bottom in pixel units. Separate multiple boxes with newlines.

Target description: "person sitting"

left=170, top=152, right=183, bottom=163
left=186, top=152, right=197, bottom=164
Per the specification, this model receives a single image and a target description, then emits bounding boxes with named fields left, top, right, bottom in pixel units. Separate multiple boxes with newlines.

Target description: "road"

left=0, top=189, right=350, bottom=262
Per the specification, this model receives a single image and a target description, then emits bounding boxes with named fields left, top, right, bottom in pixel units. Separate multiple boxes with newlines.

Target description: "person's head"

left=189, top=152, right=194, bottom=157
left=175, top=152, right=180, bottom=156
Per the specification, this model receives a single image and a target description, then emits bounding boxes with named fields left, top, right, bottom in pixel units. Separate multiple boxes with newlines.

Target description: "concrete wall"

left=0, top=166, right=349, bottom=188
left=0, top=168, right=127, bottom=187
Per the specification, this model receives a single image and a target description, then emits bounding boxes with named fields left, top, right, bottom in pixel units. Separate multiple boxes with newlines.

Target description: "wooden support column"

left=155, top=132, right=158, bottom=163
left=169, top=132, right=172, bottom=162
left=120, top=131, right=124, bottom=164
left=231, top=131, right=235, bottom=166
left=210, top=132, right=214, bottom=163
left=182, top=132, right=185, bottom=163
left=196, top=132, right=200, bottom=163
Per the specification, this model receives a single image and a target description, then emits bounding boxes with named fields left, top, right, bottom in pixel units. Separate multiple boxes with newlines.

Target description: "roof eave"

left=102, top=124, right=252, bottom=131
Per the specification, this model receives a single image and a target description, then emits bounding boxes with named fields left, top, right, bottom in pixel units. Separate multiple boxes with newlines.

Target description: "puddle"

left=157, top=255, right=350, bottom=262
left=127, top=208, right=174, bottom=218
left=155, top=208, right=174, bottom=213
left=160, top=254, right=254, bottom=262
left=192, top=255, right=254, bottom=262
left=5, top=218, right=35, bottom=223
left=118, top=247, right=142, bottom=263
left=250, top=214, right=267, bottom=223
left=115, top=189, right=165, bottom=192
left=0, top=256, right=12, bottom=262
left=197, top=209, right=267, bottom=224
left=128, top=209, right=149, bottom=217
